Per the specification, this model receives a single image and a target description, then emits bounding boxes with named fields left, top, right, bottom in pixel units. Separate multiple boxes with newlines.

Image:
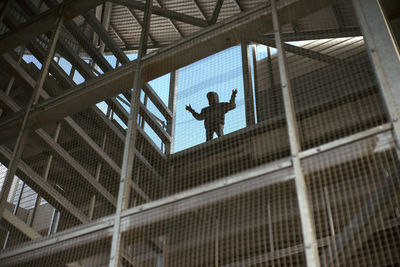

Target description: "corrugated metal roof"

left=106, top=0, right=270, bottom=52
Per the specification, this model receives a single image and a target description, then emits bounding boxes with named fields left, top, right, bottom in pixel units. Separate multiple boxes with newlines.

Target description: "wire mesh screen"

left=303, top=133, right=400, bottom=266
left=0, top=0, right=400, bottom=266
left=120, top=168, right=305, bottom=266
left=255, top=2, right=388, bottom=151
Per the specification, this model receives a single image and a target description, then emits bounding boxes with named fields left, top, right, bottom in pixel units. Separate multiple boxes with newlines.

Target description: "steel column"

left=0, top=14, right=64, bottom=221
left=271, top=0, right=320, bottom=266
left=29, top=123, right=62, bottom=226
left=108, top=0, right=153, bottom=266
left=352, top=0, right=400, bottom=145
left=166, top=70, right=178, bottom=155
left=88, top=107, right=111, bottom=220
left=241, top=42, right=256, bottom=126
left=251, top=44, right=261, bottom=122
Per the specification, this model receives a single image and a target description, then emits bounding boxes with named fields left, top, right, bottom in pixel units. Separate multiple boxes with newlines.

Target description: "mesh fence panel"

left=303, top=134, right=400, bottom=266
left=0, top=0, right=400, bottom=266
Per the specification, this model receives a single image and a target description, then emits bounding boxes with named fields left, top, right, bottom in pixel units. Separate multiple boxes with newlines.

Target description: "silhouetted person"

left=186, top=89, right=237, bottom=141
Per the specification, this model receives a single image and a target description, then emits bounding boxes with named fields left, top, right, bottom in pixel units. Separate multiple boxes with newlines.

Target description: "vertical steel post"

left=241, top=42, right=256, bottom=126
left=166, top=70, right=178, bottom=155
left=29, top=122, right=61, bottom=226
left=323, top=187, right=335, bottom=236
left=267, top=203, right=275, bottom=267
left=270, top=1, right=320, bottom=266
left=3, top=181, right=24, bottom=249
left=109, top=1, right=153, bottom=266
left=88, top=107, right=111, bottom=220
left=352, top=0, right=400, bottom=144
left=251, top=44, right=259, bottom=121
left=0, top=13, right=64, bottom=222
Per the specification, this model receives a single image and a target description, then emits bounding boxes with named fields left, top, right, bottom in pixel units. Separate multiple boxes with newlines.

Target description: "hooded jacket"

left=191, top=92, right=236, bottom=129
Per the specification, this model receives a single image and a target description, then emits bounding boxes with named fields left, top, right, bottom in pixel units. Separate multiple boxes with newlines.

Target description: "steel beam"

left=2, top=209, right=41, bottom=240
left=0, top=119, right=395, bottom=265
left=108, top=95, right=171, bottom=145
left=0, top=14, right=64, bottom=222
left=252, top=35, right=361, bottom=67
left=111, top=0, right=209, bottom=27
left=1, top=52, right=157, bottom=205
left=320, top=172, right=400, bottom=266
left=211, top=0, right=224, bottom=24
left=125, top=7, right=159, bottom=48
left=0, top=77, right=117, bottom=208
left=191, top=0, right=208, bottom=21
left=0, top=119, right=398, bottom=265
left=63, top=20, right=112, bottom=73
left=271, top=0, right=320, bottom=266
left=221, top=218, right=400, bottom=266
left=263, top=27, right=362, bottom=41
left=0, top=0, right=105, bottom=55
left=82, top=10, right=130, bottom=64
left=0, top=144, right=88, bottom=223
left=109, top=0, right=153, bottom=265
left=0, top=157, right=292, bottom=265
left=109, top=24, right=129, bottom=48
left=3, top=1, right=95, bottom=81
left=36, top=128, right=118, bottom=207
left=0, top=0, right=333, bottom=143
left=155, top=0, right=183, bottom=38
left=35, top=2, right=111, bottom=74
left=0, top=54, right=120, bottom=177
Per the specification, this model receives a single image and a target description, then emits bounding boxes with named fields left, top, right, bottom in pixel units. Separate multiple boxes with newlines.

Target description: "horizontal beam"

left=0, top=0, right=105, bottom=55
left=252, top=35, right=360, bottom=66
left=264, top=27, right=362, bottom=41
left=0, top=0, right=332, bottom=142
left=0, top=120, right=394, bottom=264
left=2, top=209, right=41, bottom=240
left=222, top=218, right=400, bottom=266
left=0, top=55, right=117, bottom=207
left=112, top=0, right=209, bottom=27
left=0, top=157, right=293, bottom=264
left=299, top=123, right=392, bottom=159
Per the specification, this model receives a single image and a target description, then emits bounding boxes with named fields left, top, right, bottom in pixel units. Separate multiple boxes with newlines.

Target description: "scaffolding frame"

left=0, top=0, right=399, bottom=266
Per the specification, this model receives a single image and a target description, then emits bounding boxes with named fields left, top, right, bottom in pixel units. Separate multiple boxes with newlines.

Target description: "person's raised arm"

left=226, top=89, right=237, bottom=111
left=186, top=104, right=204, bottom=120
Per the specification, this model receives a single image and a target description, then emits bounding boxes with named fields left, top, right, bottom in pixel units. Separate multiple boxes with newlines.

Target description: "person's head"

left=207, top=91, right=219, bottom=105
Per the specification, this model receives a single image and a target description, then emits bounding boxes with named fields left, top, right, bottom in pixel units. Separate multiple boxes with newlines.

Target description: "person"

left=186, top=89, right=238, bottom=141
